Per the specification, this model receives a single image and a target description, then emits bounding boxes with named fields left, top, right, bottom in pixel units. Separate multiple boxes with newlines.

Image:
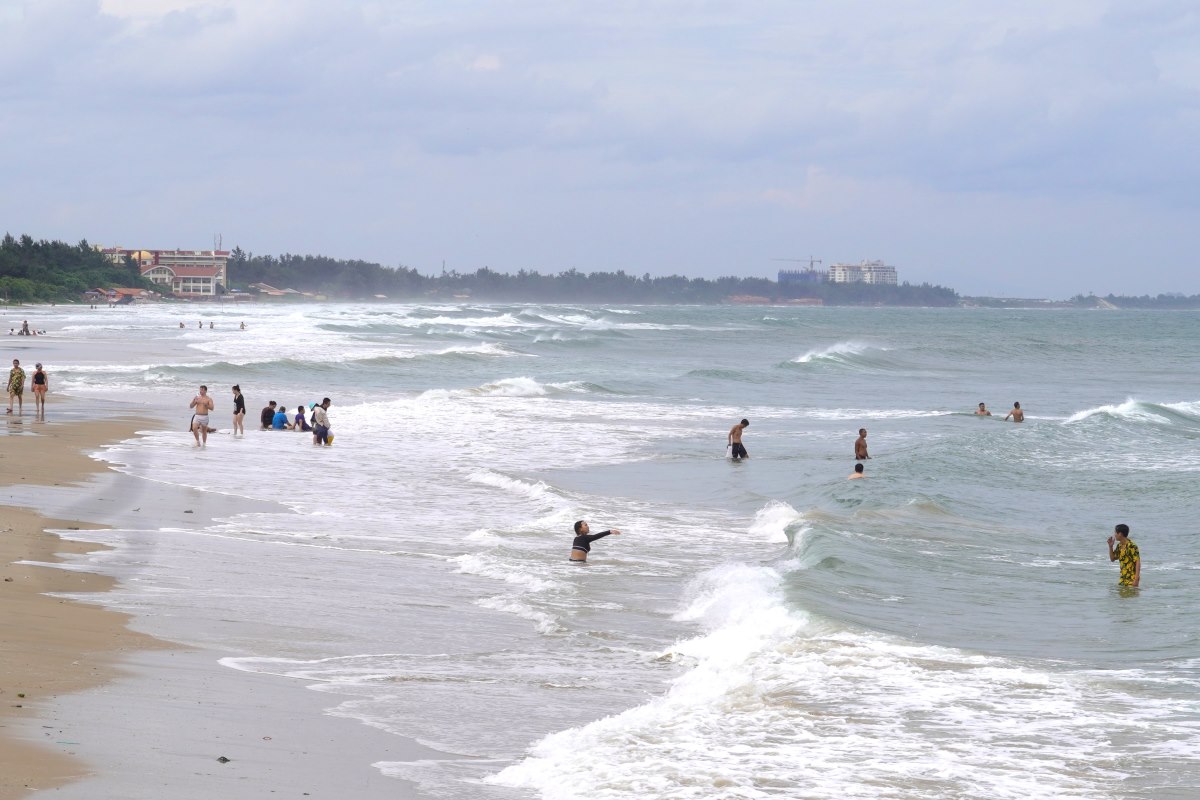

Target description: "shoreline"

left=1, top=407, right=434, bottom=799
left=0, top=416, right=163, bottom=799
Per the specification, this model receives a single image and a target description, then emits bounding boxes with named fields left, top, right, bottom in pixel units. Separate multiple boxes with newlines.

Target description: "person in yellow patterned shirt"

left=1106, top=523, right=1140, bottom=587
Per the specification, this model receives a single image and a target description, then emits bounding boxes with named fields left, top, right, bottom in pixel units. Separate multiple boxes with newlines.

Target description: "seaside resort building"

left=101, top=247, right=229, bottom=298
left=827, top=260, right=898, bottom=285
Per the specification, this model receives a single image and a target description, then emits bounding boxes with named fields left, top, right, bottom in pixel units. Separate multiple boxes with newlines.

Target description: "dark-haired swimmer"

left=569, top=520, right=621, bottom=563
left=975, top=403, right=991, bottom=416
left=728, top=419, right=749, bottom=460
left=1004, top=402, right=1024, bottom=422
left=848, top=462, right=865, bottom=479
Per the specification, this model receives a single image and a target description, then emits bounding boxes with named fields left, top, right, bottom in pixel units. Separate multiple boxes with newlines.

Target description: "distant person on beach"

left=198, top=321, right=202, bottom=328
left=20, top=320, right=30, bottom=335
left=179, top=322, right=185, bottom=328
left=189, top=384, right=215, bottom=447
left=728, top=419, right=749, bottom=460
left=849, top=463, right=865, bottom=479
left=1004, top=402, right=1024, bottom=422
left=240, top=321, right=246, bottom=330
left=260, top=401, right=276, bottom=430
left=975, top=403, right=991, bottom=416
left=855, top=428, right=870, bottom=459
left=312, top=398, right=332, bottom=445
left=272, top=404, right=293, bottom=430
left=1106, top=523, right=1140, bottom=588
left=569, top=520, right=622, bottom=563
left=294, top=405, right=311, bottom=432
left=231, top=385, right=246, bottom=436
left=208, top=321, right=214, bottom=329
left=7, top=358, right=26, bottom=414
left=31, top=363, right=48, bottom=415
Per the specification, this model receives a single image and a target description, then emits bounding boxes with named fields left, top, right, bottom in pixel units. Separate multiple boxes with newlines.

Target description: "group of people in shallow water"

left=716, top=411, right=1140, bottom=588
left=6, top=357, right=49, bottom=417
left=189, top=385, right=333, bottom=447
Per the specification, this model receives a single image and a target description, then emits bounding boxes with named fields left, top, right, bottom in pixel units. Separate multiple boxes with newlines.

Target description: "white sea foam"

left=1065, top=399, right=1168, bottom=424
left=792, top=340, right=882, bottom=363
left=746, top=501, right=808, bottom=545
left=490, top=562, right=1171, bottom=800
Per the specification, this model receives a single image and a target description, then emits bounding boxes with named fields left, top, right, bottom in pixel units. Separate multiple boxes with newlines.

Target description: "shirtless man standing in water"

left=855, top=428, right=870, bottom=460
left=190, top=385, right=215, bottom=447
left=728, top=419, right=749, bottom=460
left=1004, top=402, right=1025, bottom=422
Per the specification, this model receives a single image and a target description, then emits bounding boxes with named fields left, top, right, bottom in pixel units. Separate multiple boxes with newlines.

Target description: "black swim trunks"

left=731, top=443, right=748, bottom=459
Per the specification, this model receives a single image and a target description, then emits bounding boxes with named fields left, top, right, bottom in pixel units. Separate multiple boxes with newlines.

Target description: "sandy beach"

left=0, top=417, right=161, bottom=799
left=1, top=404, right=432, bottom=800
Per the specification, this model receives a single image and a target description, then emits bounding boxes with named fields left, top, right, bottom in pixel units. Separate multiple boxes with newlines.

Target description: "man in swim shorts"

left=1004, top=402, right=1024, bottom=422
left=728, top=419, right=749, bottom=460
left=7, top=358, right=25, bottom=414
left=855, top=428, right=870, bottom=460
left=1107, top=523, right=1141, bottom=588
left=569, top=520, right=622, bottom=563
left=189, top=384, right=215, bottom=447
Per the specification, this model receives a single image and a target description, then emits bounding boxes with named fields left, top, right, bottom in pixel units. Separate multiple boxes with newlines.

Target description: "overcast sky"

left=2, top=1, right=1197, bottom=296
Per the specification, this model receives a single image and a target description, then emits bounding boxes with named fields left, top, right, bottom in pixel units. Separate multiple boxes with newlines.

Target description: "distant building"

left=778, top=269, right=826, bottom=285
left=828, top=260, right=898, bottom=285
left=100, top=247, right=229, bottom=297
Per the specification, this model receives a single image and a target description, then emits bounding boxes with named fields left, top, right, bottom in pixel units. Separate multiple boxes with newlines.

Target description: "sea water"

left=15, top=303, right=1200, bottom=799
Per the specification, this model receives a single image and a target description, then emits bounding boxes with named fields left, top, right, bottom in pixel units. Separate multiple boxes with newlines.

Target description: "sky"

left=1, top=0, right=1198, bottom=297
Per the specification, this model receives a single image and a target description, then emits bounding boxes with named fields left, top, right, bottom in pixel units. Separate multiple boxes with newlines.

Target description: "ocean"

left=16, top=303, right=1200, bottom=799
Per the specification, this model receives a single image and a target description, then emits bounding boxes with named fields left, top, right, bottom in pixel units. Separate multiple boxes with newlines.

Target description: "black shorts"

left=731, top=442, right=748, bottom=459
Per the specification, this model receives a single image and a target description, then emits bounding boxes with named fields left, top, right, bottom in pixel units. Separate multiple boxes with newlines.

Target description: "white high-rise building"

left=827, top=260, right=898, bottom=285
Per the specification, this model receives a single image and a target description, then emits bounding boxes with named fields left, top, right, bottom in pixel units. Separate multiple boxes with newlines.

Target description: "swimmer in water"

left=569, top=520, right=621, bottom=563
left=848, top=462, right=865, bottom=479
left=1004, top=402, right=1024, bottom=422
left=975, top=402, right=991, bottom=416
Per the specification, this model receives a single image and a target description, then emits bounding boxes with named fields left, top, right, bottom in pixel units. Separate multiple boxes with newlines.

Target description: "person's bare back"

left=1004, top=402, right=1024, bottom=422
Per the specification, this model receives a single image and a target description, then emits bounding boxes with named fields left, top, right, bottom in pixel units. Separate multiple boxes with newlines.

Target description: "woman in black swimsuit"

left=569, top=520, right=622, bottom=563
left=31, top=363, right=47, bottom=415
left=231, top=385, right=246, bottom=436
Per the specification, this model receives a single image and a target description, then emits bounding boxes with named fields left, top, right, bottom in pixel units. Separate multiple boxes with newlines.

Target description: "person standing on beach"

left=1004, top=402, right=1024, bottom=422
left=855, top=428, right=870, bottom=460
left=975, top=403, right=991, bottom=416
left=260, top=400, right=276, bottom=430
left=311, top=398, right=332, bottom=445
left=189, top=385, right=215, bottom=447
left=31, top=362, right=48, bottom=416
left=728, top=419, right=749, bottom=460
left=7, top=358, right=25, bottom=414
left=569, top=520, right=622, bottom=563
left=1107, top=524, right=1140, bottom=588
left=231, top=385, right=246, bottom=436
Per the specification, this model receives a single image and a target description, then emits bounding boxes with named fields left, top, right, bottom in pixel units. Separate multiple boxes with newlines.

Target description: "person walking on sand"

left=1004, top=402, right=1024, bottom=422
left=975, top=402, right=992, bottom=416
left=855, top=428, right=870, bottom=460
left=31, top=362, right=48, bottom=416
left=1107, top=524, right=1141, bottom=588
left=231, top=385, right=246, bottom=436
left=728, top=419, right=750, bottom=460
left=189, top=384, right=215, bottom=447
left=7, top=358, right=25, bottom=414
left=848, top=463, right=865, bottom=479
left=569, top=520, right=622, bottom=563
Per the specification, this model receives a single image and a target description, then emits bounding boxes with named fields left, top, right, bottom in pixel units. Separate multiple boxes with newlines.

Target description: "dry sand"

left=0, top=418, right=162, bottom=799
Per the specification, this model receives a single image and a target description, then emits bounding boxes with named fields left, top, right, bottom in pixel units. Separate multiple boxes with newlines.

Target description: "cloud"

left=1, top=0, right=1198, bottom=295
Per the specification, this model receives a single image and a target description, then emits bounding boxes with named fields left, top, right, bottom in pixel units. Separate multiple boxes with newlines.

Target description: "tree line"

left=232, top=248, right=960, bottom=305
left=1, top=234, right=959, bottom=306
left=0, top=234, right=155, bottom=302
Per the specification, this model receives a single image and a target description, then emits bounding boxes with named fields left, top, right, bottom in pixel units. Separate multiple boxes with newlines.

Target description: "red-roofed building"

left=100, top=248, right=229, bottom=297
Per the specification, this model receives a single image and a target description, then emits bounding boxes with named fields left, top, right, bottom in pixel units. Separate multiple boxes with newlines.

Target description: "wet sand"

left=0, top=417, right=161, bottom=799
